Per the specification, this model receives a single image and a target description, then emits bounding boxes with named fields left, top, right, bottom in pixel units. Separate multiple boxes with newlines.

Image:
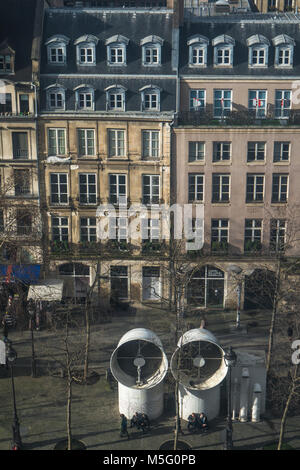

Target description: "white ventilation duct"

left=110, top=328, right=168, bottom=420
left=170, top=328, right=228, bottom=420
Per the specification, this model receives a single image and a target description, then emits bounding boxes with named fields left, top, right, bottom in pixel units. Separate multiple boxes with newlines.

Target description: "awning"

left=27, top=279, right=64, bottom=302
left=0, top=265, right=41, bottom=283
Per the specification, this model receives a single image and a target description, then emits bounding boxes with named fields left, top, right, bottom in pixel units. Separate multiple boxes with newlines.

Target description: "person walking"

left=120, top=414, right=130, bottom=439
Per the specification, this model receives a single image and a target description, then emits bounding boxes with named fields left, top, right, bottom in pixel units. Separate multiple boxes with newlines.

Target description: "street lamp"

left=27, top=300, right=37, bottom=378
left=227, top=265, right=243, bottom=329
left=6, top=342, right=22, bottom=450
left=224, top=346, right=237, bottom=450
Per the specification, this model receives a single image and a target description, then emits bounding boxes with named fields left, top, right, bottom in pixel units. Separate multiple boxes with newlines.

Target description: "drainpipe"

left=251, top=383, right=262, bottom=422
left=232, top=377, right=239, bottom=420
left=239, top=368, right=250, bottom=422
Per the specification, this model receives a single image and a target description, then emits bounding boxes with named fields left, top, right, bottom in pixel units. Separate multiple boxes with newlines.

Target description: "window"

left=142, top=266, right=161, bottom=301
left=188, top=174, right=204, bottom=202
left=12, top=132, right=28, bottom=159
left=272, top=174, right=288, bottom=202
left=50, top=173, right=68, bottom=205
left=275, top=90, right=291, bottom=118
left=270, top=219, right=286, bottom=252
left=45, top=35, right=69, bottom=64
left=106, top=35, right=129, bottom=65
left=212, top=174, right=230, bottom=202
left=0, top=93, right=12, bottom=113
left=273, top=35, right=294, bottom=67
left=212, top=35, right=235, bottom=67
left=274, top=142, right=290, bottom=162
left=141, top=36, right=163, bottom=66
left=142, top=175, right=160, bottom=205
left=140, top=86, right=160, bottom=111
left=142, top=130, right=159, bottom=159
left=48, top=129, right=66, bottom=156
left=246, top=174, right=264, bottom=202
left=187, top=35, right=209, bottom=67
left=105, top=86, right=126, bottom=111
left=78, top=129, right=95, bottom=156
left=247, top=142, right=266, bottom=162
left=80, top=217, right=96, bottom=242
left=14, top=169, right=30, bottom=196
left=46, top=85, right=65, bottom=110
left=247, top=35, right=269, bottom=67
left=213, top=142, right=231, bottom=162
left=79, top=174, right=97, bottom=205
left=52, top=216, right=69, bottom=241
left=75, top=86, right=94, bottom=110
left=0, top=210, right=4, bottom=232
left=188, top=142, right=205, bottom=162
left=16, top=210, right=32, bottom=236
left=142, top=218, right=160, bottom=242
left=110, top=266, right=128, bottom=300
left=213, top=90, right=232, bottom=118
left=109, top=174, right=127, bottom=205
left=109, top=216, right=128, bottom=241
left=211, top=219, right=229, bottom=250
left=0, top=54, right=13, bottom=72
left=19, top=94, right=29, bottom=114
left=244, top=219, right=262, bottom=252
left=248, top=90, right=267, bottom=118
left=75, top=35, right=98, bottom=66
left=189, top=89, right=205, bottom=111
left=108, top=129, right=125, bottom=158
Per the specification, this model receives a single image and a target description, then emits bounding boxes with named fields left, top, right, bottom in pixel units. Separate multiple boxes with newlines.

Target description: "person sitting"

left=139, top=413, right=150, bottom=433
left=187, top=413, right=198, bottom=432
left=198, top=412, right=209, bottom=432
left=130, top=412, right=140, bottom=428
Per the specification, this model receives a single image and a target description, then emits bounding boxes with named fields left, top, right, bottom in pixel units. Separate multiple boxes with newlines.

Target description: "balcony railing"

left=13, top=149, right=29, bottom=159
left=176, top=110, right=300, bottom=127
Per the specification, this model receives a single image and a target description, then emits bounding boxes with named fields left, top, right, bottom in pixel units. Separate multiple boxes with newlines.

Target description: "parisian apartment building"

left=1, top=0, right=300, bottom=311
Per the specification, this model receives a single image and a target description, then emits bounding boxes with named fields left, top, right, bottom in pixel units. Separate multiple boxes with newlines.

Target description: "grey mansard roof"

left=42, top=9, right=175, bottom=75
left=180, top=14, right=300, bottom=77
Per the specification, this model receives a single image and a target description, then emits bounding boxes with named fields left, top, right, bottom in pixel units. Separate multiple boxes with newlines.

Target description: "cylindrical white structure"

left=251, top=383, right=262, bottom=423
left=239, top=368, right=250, bottom=422
left=171, top=329, right=228, bottom=420
left=232, top=378, right=239, bottom=421
left=110, top=328, right=168, bottom=420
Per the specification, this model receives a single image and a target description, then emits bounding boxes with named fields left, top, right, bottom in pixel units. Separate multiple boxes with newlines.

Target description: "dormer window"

left=140, top=85, right=161, bottom=111
left=45, top=84, right=66, bottom=110
left=273, top=35, right=295, bottom=68
left=0, top=42, right=15, bottom=74
left=74, top=85, right=95, bottom=111
left=74, top=35, right=98, bottom=66
left=247, top=35, right=270, bottom=67
left=141, top=35, right=163, bottom=66
left=105, top=85, right=126, bottom=111
left=187, top=35, right=209, bottom=67
left=106, top=35, right=129, bottom=66
left=212, top=35, right=235, bottom=67
left=45, top=35, right=70, bottom=65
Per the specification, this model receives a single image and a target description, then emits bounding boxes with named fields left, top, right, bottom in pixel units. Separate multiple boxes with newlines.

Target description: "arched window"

left=105, top=85, right=126, bottom=111
left=247, top=35, right=270, bottom=67
left=45, top=84, right=66, bottom=110
left=187, top=265, right=224, bottom=307
left=272, top=34, right=295, bottom=68
left=212, top=35, right=235, bottom=67
left=187, top=35, right=209, bottom=67
left=140, top=35, right=163, bottom=66
left=140, top=85, right=161, bottom=111
left=45, top=35, right=70, bottom=65
left=74, top=34, right=98, bottom=66
left=74, top=84, right=95, bottom=111
left=106, top=35, right=129, bottom=66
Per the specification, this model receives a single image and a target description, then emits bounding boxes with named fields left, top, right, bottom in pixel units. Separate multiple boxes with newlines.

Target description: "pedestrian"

left=120, top=414, right=130, bottom=439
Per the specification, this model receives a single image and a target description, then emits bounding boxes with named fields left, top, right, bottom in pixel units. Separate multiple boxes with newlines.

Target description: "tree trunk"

left=174, top=380, right=179, bottom=451
left=277, top=365, right=298, bottom=450
left=83, top=300, right=90, bottom=382
left=67, top=376, right=72, bottom=450
left=266, top=257, right=281, bottom=375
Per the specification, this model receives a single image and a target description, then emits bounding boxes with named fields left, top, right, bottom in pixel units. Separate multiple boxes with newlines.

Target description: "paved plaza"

left=0, top=306, right=299, bottom=451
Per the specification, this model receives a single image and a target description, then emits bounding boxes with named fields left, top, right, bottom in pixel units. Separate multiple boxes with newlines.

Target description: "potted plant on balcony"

left=211, top=240, right=228, bottom=254
left=245, top=240, right=262, bottom=253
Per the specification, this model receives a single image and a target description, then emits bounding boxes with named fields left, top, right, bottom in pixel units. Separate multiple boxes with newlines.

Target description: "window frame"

left=78, top=128, right=95, bottom=157
left=142, top=174, right=160, bottom=205
left=48, top=128, right=67, bottom=156
left=212, top=174, right=230, bottom=203
left=79, top=173, right=97, bottom=205
left=188, top=174, right=204, bottom=202
left=50, top=172, right=69, bottom=206
left=271, top=174, right=289, bottom=203
left=142, top=130, right=160, bottom=160
left=246, top=174, right=265, bottom=203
